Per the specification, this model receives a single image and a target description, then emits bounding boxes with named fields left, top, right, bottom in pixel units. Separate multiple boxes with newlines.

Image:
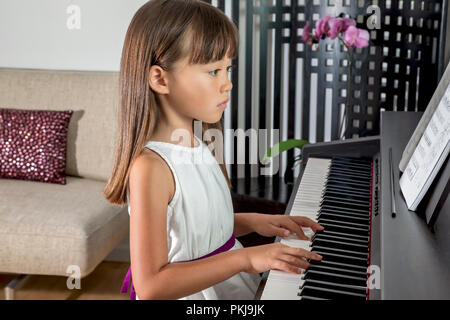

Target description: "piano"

left=258, top=112, right=450, bottom=300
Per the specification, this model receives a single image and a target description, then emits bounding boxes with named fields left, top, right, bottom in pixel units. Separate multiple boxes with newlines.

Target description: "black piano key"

left=318, top=222, right=370, bottom=238
left=320, top=207, right=370, bottom=219
left=332, top=158, right=372, bottom=168
left=322, top=190, right=371, bottom=201
left=321, top=194, right=371, bottom=206
left=325, top=177, right=371, bottom=189
left=302, top=279, right=367, bottom=296
left=329, top=166, right=372, bottom=178
left=321, top=193, right=371, bottom=205
left=321, top=203, right=370, bottom=215
left=298, top=295, right=329, bottom=300
left=314, top=229, right=369, bottom=241
left=312, top=238, right=369, bottom=254
left=327, top=172, right=371, bottom=182
left=310, top=258, right=368, bottom=273
left=326, top=175, right=371, bottom=185
left=312, top=245, right=368, bottom=259
left=330, top=166, right=371, bottom=177
left=303, top=269, right=367, bottom=287
left=333, top=156, right=371, bottom=164
left=326, top=180, right=370, bottom=191
left=329, top=165, right=371, bottom=176
left=311, top=250, right=368, bottom=267
left=308, top=260, right=368, bottom=276
left=300, top=285, right=366, bottom=300
left=325, top=182, right=371, bottom=195
left=328, top=171, right=371, bottom=185
left=323, top=186, right=370, bottom=197
left=312, top=230, right=369, bottom=245
left=311, top=235, right=369, bottom=250
left=318, top=212, right=370, bottom=224
left=321, top=198, right=371, bottom=211
left=324, top=184, right=370, bottom=194
left=328, top=172, right=372, bottom=184
left=318, top=217, right=370, bottom=230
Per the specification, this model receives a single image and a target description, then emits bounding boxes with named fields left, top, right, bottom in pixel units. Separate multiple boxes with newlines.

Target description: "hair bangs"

left=186, top=3, right=239, bottom=65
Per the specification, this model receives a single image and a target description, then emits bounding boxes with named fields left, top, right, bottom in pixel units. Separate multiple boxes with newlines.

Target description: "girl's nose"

left=222, top=77, right=233, bottom=93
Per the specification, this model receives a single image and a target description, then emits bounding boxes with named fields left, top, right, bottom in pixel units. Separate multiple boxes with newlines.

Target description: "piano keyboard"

left=260, top=157, right=373, bottom=300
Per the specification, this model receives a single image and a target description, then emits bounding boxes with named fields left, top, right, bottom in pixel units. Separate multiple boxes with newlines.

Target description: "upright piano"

left=258, top=112, right=450, bottom=300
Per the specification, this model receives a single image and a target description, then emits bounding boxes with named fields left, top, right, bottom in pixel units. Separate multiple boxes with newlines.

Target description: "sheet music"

left=399, top=86, right=450, bottom=211
left=399, top=62, right=450, bottom=173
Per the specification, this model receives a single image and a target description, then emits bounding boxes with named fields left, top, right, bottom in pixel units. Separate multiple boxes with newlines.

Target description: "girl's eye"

left=209, top=70, right=220, bottom=76
left=209, top=66, right=235, bottom=77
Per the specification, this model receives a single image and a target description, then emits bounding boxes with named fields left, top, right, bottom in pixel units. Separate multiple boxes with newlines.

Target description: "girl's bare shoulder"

left=129, top=148, right=175, bottom=204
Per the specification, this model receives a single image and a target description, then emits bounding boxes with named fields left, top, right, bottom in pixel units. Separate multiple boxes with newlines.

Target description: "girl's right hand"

left=242, top=242, right=322, bottom=274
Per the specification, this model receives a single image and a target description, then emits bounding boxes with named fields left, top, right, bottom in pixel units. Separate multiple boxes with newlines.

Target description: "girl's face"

left=164, top=55, right=233, bottom=124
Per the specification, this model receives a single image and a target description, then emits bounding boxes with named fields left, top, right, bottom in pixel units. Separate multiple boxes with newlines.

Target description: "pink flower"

left=341, top=18, right=357, bottom=31
left=343, top=26, right=370, bottom=48
left=301, top=21, right=311, bottom=41
left=314, top=15, right=331, bottom=39
left=328, top=17, right=356, bottom=39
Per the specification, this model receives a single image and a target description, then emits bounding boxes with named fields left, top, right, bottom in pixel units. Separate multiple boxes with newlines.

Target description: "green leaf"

left=262, top=139, right=310, bottom=164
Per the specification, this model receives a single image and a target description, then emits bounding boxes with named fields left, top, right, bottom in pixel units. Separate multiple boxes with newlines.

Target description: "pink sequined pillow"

left=0, top=108, right=73, bottom=184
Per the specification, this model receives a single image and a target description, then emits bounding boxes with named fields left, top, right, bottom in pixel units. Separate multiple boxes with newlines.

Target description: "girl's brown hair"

left=104, top=0, right=239, bottom=206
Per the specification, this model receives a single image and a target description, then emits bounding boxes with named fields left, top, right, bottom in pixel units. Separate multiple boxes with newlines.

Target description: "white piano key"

left=281, top=234, right=311, bottom=249
left=260, top=270, right=304, bottom=300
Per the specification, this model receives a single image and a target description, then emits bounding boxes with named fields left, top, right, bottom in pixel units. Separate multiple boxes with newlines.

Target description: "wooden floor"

left=0, top=261, right=130, bottom=300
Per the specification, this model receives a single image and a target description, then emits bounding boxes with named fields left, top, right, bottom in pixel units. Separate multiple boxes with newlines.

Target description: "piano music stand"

left=422, top=156, right=450, bottom=229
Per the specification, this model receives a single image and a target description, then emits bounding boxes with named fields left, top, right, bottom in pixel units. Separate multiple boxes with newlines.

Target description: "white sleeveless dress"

left=127, top=135, right=261, bottom=300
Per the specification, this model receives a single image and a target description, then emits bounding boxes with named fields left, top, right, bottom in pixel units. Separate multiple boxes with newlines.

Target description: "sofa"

left=0, top=68, right=129, bottom=299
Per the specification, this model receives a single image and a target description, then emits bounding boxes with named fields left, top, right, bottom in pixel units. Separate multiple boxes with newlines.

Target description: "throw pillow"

left=0, top=108, right=73, bottom=184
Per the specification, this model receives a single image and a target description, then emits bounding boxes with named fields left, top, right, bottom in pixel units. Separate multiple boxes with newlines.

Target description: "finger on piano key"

left=280, top=233, right=312, bottom=249
left=260, top=236, right=311, bottom=300
left=281, top=228, right=316, bottom=241
left=260, top=270, right=304, bottom=300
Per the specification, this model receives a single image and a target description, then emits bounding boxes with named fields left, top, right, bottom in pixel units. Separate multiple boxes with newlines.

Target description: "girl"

left=104, top=0, right=323, bottom=300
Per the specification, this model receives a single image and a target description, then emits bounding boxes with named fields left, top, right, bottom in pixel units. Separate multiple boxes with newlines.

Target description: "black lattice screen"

left=203, top=0, right=447, bottom=195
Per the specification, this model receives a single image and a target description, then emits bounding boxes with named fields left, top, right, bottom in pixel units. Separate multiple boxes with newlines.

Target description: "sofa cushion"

left=0, top=176, right=129, bottom=278
left=0, top=68, right=120, bottom=181
left=0, top=108, right=73, bottom=185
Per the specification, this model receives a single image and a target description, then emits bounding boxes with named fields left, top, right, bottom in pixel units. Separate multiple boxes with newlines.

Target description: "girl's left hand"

left=250, top=213, right=324, bottom=240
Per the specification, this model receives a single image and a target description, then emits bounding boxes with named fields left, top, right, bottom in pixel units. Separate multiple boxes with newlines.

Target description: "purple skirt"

left=120, top=233, right=236, bottom=300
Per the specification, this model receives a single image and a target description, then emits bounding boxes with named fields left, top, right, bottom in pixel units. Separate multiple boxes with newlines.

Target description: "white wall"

left=0, top=0, right=147, bottom=71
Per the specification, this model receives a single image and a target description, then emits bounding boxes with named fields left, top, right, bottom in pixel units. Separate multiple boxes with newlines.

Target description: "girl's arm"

left=234, top=213, right=324, bottom=240
left=149, top=249, right=246, bottom=299
left=234, top=213, right=258, bottom=237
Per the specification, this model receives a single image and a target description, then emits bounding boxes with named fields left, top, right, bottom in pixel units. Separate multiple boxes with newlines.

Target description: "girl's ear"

left=148, top=65, right=170, bottom=95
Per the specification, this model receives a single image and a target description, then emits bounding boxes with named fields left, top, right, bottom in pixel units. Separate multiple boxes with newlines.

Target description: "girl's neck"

left=152, top=98, right=198, bottom=147
left=150, top=126, right=198, bottom=148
